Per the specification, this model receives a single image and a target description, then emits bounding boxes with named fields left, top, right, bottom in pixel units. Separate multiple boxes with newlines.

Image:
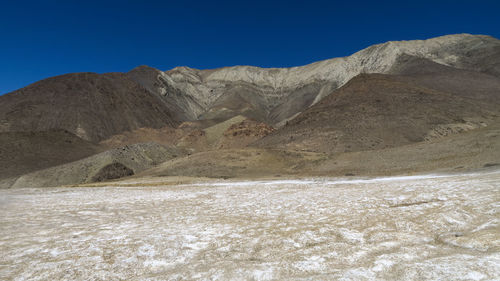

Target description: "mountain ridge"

left=128, top=33, right=500, bottom=125
left=2, top=33, right=500, bottom=186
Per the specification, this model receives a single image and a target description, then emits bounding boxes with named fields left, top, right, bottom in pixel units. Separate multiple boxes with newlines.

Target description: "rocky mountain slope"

left=254, top=70, right=500, bottom=153
left=10, top=143, right=186, bottom=188
left=0, top=72, right=179, bottom=142
left=129, top=34, right=500, bottom=125
left=216, top=118, right=275, bottom=149
left=2, top=34, right=499, bottom=142
left=0, top=130, right=102, bottom=181
left=1, top=33, right=500, bottom=187
left=142, top=117, right=500, bottom=179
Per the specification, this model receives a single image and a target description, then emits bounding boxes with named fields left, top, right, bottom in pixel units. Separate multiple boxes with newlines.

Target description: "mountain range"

left=1, top=33, right=499, bottom=188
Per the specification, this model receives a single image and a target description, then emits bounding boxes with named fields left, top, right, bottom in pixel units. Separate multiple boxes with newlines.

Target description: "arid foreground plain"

left=1, top=170, right=499, bottom=280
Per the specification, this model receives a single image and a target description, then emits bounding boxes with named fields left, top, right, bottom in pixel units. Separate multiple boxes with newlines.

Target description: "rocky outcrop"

left=217, top=119, right=275, bottom=149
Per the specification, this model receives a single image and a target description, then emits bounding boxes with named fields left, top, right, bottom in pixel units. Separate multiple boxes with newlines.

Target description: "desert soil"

left=0, top=171, right=499, bottom=280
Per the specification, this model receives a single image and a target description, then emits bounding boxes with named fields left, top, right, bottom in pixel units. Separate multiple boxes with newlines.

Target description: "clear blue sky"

left=1, top=0, right=499, bottom=94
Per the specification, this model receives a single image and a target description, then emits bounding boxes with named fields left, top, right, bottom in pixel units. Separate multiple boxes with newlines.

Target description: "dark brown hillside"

left=390, top=54, right=500, bottom=104
left=0, top=72, right=179, bottom=142
left=0, top=130, right=102, bottom=180
left=254, top=73, right=500, bottom=153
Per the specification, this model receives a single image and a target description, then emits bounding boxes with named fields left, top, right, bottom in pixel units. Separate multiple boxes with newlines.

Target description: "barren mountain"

left=129, top=34, right=500, bottom=125
left=0, top=72, right=179, bottom=142
left=254, top=72, right=500, bottom=153
left=1, top=33, right=500, bottom=186
left=2, top=34, right=499, bottom=143
left=389, top=54, right=500, bottom=104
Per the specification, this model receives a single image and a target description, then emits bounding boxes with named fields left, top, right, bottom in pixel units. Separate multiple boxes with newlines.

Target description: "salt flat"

left=0, top=171, right=499, bottom=280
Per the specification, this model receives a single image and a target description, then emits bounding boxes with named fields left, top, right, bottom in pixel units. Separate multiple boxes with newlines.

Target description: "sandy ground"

left=0, top=171, right=499, bottom=280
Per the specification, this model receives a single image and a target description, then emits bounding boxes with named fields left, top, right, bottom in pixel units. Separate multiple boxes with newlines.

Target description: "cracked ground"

left=1, top=171, right=499, bottom=280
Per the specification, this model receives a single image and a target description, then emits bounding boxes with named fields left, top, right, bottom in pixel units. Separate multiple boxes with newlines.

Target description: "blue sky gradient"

left=1, top=0, right=499, bottom=94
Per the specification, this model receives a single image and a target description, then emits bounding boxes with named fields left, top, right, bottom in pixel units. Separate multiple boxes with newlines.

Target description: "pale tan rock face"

left=1, top=171, right=499, bottom=280
left=131, top=34, right=500, bottom=126
left=166, top=34, right=498, bottom=89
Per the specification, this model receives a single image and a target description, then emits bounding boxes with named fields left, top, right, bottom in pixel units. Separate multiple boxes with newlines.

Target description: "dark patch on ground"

left=390, top=199, right=442, bottom=208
